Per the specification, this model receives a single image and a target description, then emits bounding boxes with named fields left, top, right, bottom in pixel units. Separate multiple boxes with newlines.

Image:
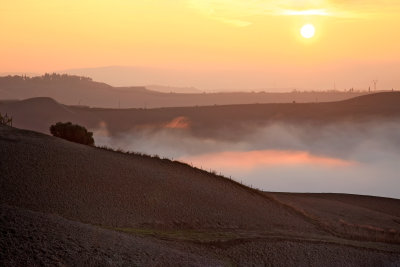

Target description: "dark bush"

left=50, top=122, right=94, bottom=146
left=0, top=112, right=13, bottom=126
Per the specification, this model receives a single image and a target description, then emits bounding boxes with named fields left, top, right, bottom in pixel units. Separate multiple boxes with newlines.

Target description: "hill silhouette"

left=0, top=74, right=371, bottom=108
left=1, top=92, right=400, bottom=139
left=1, top=125, right=400, bottom=265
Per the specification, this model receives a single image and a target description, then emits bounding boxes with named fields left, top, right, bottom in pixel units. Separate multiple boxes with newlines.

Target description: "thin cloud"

left=215, top=17, right=252, bottom=27
left=187, top=0, right=400, bottom=26
left=281, top=9, right=329, bottom=16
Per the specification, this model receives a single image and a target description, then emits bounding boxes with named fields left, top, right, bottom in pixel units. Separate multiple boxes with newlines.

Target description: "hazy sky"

left=1, top=0, right=400, bottom=90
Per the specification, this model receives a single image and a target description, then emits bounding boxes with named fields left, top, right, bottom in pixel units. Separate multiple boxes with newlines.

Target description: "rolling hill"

left=1, top=92, right=400, bottom=140
left=1, top=125, right=400, bottom=265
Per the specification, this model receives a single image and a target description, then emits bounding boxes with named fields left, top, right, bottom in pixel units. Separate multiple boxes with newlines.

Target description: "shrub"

left=0, top=112, right=13, bottom=126
left=50, top=122, right=94, bottom=146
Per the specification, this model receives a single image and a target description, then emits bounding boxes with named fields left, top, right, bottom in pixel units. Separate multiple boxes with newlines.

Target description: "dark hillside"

left=1, top=125, right=400, bottom=265
left=0, top=204, right=221, bottom=266
left=0, top=125, right=318, bottom=232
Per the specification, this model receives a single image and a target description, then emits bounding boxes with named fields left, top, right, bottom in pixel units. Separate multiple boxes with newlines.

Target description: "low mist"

left=93, top=120, right=400, bottom=199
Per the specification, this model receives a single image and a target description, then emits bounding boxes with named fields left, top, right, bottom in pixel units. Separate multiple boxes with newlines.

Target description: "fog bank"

left=93, top=120, right=400, bottom=199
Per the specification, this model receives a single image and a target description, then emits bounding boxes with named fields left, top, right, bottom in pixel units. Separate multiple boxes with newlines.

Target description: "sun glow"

left=300, top=24, right=316, bottom=38
left=282, top=9, right=329, bottom=16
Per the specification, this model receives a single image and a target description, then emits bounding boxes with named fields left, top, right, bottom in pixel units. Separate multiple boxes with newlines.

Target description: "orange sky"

left=1, top=0, right=400, bottom=90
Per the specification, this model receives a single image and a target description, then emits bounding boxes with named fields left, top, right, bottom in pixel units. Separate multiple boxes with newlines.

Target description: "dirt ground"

left=1, top=125, right=400, bottom=266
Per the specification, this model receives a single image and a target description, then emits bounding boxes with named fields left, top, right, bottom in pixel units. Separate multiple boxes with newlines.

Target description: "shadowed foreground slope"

left=0, top=204, right=221, bottom=266
left=0, top=125, right=317, bottom=231
left=2, top=204, right=400, bottom=267
left=1, top=125, right=400, bottom=266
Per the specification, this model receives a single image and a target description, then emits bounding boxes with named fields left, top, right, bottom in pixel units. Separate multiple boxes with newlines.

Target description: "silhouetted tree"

left=50, top=122, right=94, bottom=146
left=0, top=74, right=93, bottom=87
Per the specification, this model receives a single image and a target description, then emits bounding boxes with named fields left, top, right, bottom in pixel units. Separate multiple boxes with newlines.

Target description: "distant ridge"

left=344, top=91, right=400, bottom=105
left=0, top=96, right=78, bottom=133
left=1, top=91, right=400, bottom=138
left=146, top=85, right=203, bottom=94
left=0, top=73, right=373, bottom=108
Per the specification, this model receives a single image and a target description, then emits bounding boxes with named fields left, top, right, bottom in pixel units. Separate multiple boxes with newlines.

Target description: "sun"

left=300, top=24, right=315, bottom=39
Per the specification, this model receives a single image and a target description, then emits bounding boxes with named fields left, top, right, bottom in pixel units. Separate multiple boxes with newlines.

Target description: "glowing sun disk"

left=301, top=24, right=315, bottom=39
